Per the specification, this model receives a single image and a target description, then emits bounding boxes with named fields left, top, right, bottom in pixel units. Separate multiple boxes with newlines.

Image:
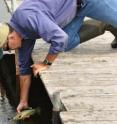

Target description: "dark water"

left=0, top=54, right=53, bottom=124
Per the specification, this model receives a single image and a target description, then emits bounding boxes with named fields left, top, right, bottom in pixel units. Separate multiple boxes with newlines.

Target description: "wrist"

left=43, top=59, right=52, bottom=66
left=20, top=99, right=28, bottom=103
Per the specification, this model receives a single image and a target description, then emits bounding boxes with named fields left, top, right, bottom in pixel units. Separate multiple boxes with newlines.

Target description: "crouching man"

left=0, top=0, right=117, bottom=113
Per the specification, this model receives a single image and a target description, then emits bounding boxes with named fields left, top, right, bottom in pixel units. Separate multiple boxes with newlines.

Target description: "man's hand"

left=17, top=102, right=28, bottom=113
left=31, top=53, right=58, bottom=76
left=31, top=62, right=49, bottom=76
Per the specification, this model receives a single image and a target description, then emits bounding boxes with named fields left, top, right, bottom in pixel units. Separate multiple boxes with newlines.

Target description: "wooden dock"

left=32, top=31, right=117, bottom=124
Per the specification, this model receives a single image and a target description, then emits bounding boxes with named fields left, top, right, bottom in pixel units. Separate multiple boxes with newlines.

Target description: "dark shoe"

left=111, top=38, right=117, bottom=48
left=105, top=25, right=117, bottom=49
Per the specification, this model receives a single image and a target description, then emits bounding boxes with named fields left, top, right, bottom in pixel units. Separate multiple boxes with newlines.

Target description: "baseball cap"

left=0, top=23, right=9, bottom=48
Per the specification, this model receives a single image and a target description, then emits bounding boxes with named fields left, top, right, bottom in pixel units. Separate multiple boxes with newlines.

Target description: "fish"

left=13, top=107, right=40, bottom=120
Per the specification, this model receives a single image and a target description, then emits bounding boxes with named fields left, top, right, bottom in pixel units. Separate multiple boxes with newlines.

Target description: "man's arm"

left=17, top=54, right=58, bottom=112
left=17, top=39, right=35, bottom=113
left=17, top=74, right=31, bottom=113
left=30, top=13, right=68, bottom=75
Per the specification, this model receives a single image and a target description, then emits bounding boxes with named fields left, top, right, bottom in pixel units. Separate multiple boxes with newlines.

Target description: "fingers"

left=17, top=104, right=22, bottom=113
left=17, top=103, right=28, bottom=113
left=30, top=63, right=39, bottom=68
left=30, top=63, right=48, bottom=76
left=30, top=64, right=40, bottom=76
left=17, top=107, right=21, bottom=113
left=35, top=70, right=40, bottom=77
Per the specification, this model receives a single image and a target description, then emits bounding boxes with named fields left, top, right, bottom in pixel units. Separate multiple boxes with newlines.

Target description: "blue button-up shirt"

left=9, top=0, right=77, bottom=74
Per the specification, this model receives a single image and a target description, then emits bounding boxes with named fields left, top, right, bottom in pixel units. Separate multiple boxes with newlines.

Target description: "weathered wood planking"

left=60, top=111, right=117, bottom=124
left=33, top=31, right=117, bottom=124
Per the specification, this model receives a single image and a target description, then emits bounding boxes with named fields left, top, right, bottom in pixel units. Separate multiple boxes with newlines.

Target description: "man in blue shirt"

left=0, top=0, right=117, bottom=113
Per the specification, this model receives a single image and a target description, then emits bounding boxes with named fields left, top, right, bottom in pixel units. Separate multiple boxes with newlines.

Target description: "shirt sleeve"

left=27, top=12, right=68, bottom=54
left=18, top=39, right=36, bottom=75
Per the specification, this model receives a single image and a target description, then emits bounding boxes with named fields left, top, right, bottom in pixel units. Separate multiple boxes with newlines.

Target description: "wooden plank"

left=46, top=86, right=117, bottom=111
left=60, top=111, right=117, bottom=124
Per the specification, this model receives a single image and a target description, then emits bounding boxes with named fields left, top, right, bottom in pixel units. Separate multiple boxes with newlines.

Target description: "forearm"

left=44, top=53, right=58, bottom=63
left=19, top=75, right=31, bottom=103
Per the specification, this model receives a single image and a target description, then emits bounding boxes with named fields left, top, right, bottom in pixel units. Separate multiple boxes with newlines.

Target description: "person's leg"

left=86, top=0, right=117, bottom=48
left=63, top=15, right=85, bottom=51
left=80, top=0, right=117, bottom=48
left=86, top=0, right=117, bottom=28
left=63, top=0, right=93, bottom=51
left=64, top=0, right=117, bottom=51
left=79, top=19, right=106, bottom=43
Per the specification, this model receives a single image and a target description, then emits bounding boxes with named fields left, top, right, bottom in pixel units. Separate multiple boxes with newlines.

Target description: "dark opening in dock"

left=0, top=54, right=55, bottom=124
